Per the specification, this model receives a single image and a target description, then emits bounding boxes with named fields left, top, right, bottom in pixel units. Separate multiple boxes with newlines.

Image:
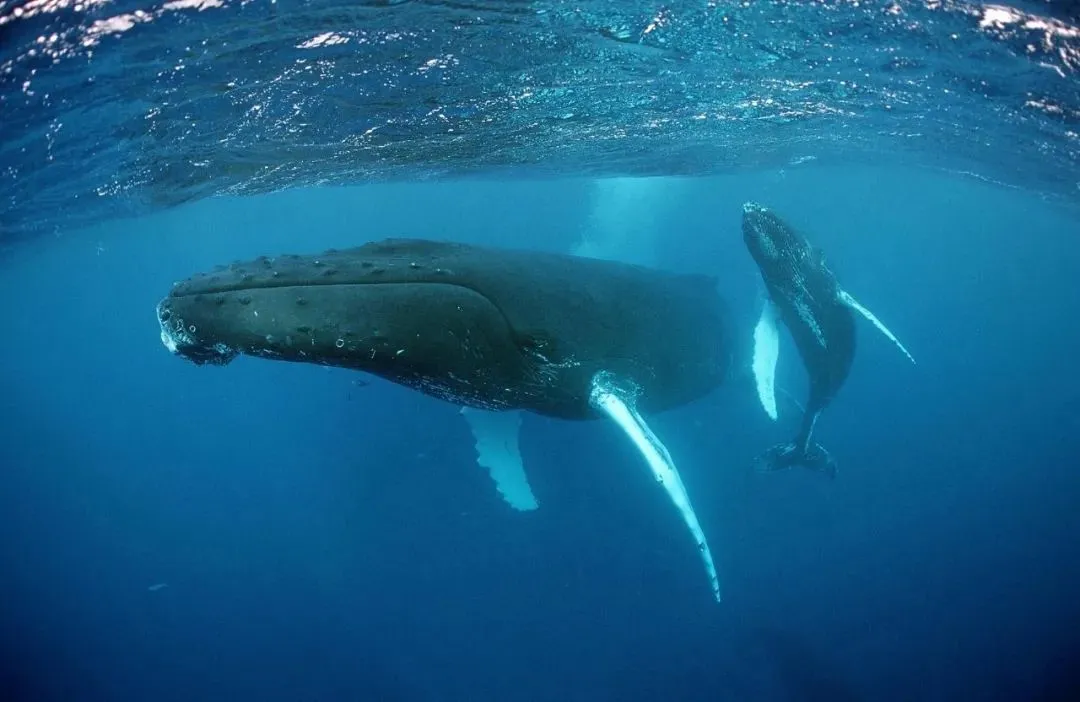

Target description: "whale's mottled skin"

left=157, top=238, right=731, bottom=418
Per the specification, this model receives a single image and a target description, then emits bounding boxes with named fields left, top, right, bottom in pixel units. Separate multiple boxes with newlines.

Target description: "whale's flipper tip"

left=754, top=442, right=837, bottom=479
left=461, top=407, right=539, bottom=512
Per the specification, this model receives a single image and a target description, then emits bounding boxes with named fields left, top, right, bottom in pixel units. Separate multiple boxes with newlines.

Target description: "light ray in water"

left=573, top=177, right=675, bottom=265
left=589, top=373, right=722, bottom=602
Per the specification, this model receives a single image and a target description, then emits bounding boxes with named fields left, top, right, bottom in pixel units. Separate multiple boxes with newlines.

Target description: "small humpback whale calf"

left=742, top=203, right=916, bottom=477
left=156, top=238, right=731, bottom=601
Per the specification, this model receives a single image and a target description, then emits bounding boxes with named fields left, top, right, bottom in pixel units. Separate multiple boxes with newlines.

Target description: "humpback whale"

left=742, top=203, right=915, bottom=476
left=156, top=238, right=730, bottom=601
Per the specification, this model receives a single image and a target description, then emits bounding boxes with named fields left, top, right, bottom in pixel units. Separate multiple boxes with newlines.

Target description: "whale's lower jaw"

left=156, top=299, right=238, bottom=366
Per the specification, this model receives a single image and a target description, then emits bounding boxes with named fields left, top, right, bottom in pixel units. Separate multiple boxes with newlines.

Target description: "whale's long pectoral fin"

left=588, top=373, right=722, bottom=603
left=752, top=300, right=781, bottom=421
left=461, top=408, right=539, bottom=512
left=838, top=289, right=916, bottom=365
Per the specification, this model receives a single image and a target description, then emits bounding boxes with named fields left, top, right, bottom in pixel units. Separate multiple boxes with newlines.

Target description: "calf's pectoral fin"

left=838, top=289, right=916, bottom=365
left=752, top=300, right=781, bottom=421
left=588, top=372, right=722, bottom=603
left=461, top=407, right=539, bottom=512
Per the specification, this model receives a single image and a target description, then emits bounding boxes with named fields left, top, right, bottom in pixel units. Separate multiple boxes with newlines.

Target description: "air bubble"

left=335, top=338, right=345, bottom=348
left=188, top=325, right=197, bottom=333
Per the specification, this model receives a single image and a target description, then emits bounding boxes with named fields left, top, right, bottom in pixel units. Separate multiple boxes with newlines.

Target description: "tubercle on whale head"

left=741, top=201, right=794, bottom=266
left=153, top=246, right=427, bottom=370
left=154, top=251, right=533, bottom=411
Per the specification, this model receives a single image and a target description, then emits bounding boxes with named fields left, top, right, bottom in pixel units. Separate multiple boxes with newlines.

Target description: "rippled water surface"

left=2, top=0, right=1080, bottom=237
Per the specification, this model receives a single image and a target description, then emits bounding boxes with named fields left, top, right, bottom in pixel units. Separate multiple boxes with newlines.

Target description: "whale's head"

left=156, top=242, right=530, bottom=408
left=740, top=201, right=802, bottom=268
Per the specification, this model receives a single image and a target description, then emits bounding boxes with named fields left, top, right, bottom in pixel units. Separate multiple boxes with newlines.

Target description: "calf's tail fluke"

left=754, top=441, right=838, bottom=479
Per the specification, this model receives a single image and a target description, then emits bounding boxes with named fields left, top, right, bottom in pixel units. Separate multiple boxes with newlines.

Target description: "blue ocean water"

left=3, top=2, right=1080, bottom=701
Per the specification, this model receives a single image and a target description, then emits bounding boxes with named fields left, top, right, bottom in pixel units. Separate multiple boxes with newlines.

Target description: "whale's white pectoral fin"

left=461, top=407, right=538, bottom=512
left=838, top=289, right=917, bottom=365
left=752, top=301, right=781, bottom=420
left=588, top=373, right=722, bottom=603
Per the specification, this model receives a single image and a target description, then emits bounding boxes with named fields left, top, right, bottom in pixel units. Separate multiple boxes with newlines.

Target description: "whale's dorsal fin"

left=588, top=372, right=722, bottom=603
left=838, top=289, right=916, bottom=365
left=752, top=300, right=781, bottom=421
left=461, top=407, right=539, bottom=511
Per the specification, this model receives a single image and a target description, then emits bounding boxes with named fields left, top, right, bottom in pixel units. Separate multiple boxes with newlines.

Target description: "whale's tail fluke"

left=754, top=441, right=837, bottom=479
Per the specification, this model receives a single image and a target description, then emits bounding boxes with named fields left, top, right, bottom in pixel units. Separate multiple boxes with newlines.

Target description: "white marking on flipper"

left=588, top=373, right=722, bottom=603
left=838, top=289, right=917, bottom=365
left=752, top=301, right=780, bottom=421
left=461, top=408, right=538, bottom=511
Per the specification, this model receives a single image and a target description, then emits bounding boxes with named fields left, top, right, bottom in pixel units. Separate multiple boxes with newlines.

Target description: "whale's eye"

left=519, top=331, right=559, bottom=365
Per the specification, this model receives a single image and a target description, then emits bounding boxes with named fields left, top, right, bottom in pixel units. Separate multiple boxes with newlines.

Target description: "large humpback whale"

left=156, top=238, right=730, bottom=601
left=742, top=203, right=915, bottom=476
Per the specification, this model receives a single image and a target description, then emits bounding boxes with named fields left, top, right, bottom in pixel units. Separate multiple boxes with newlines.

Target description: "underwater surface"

left=3, top=1, right=1080, bottom=701
left=3, top=0, right=1080, bottom=237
